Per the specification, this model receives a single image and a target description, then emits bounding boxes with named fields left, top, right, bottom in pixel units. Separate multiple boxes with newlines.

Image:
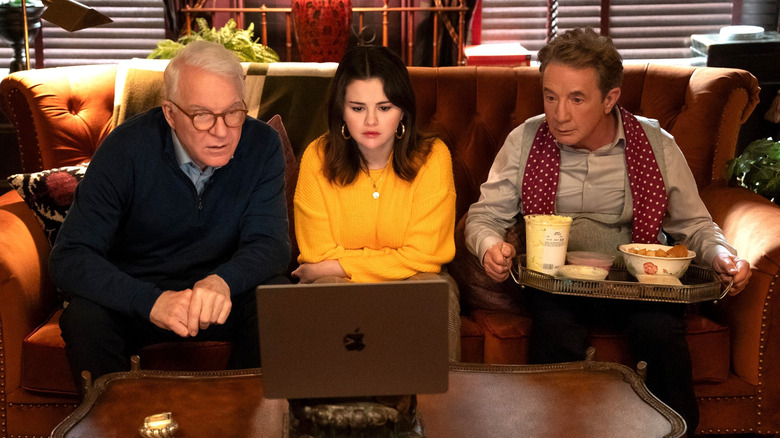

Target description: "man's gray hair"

left=164, top=41, right=245, bottom=102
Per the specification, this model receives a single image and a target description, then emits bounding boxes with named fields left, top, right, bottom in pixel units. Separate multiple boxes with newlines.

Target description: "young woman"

left=292, top=45, right=460, bottom=362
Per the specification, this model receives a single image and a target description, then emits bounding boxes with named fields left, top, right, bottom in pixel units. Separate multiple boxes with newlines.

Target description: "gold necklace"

left=365, top=163, right=389, bottom=200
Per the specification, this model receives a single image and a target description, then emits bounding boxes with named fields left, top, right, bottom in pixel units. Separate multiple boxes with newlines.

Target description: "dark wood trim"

left=731, top=0, right=742, bottom=25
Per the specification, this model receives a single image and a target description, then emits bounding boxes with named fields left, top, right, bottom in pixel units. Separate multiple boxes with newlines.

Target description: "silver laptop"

left=256, top=279, right=449, bottom=399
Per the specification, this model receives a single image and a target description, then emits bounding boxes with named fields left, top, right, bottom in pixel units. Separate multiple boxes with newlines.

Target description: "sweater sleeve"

left=464, top=124, right=526, bottom=263
left=294, top=139, right=336, bottom=264
left=50, top=127, right=163, bottom=320
left=295, top=139, right=456, bottom=282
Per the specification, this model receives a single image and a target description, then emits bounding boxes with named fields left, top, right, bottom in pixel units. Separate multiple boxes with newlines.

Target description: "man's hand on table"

left=483, top=241, right=516, bottom=282
left=150, top=289, right=194, bottom=337
left=149, top=274, right=232, bottom=337
left=712, top=253, right=751, bottom=295
left=188, top=274, right=232, bottom=335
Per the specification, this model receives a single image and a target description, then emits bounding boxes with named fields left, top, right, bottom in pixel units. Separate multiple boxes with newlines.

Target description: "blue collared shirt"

left=172, top=130, right=217, bottom=195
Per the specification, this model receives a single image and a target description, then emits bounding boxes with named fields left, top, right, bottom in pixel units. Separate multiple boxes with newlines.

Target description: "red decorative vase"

left=292, top=0, right=352, bottom=62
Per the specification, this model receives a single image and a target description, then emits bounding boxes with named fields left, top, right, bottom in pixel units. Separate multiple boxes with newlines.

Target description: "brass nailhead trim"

left=754, top=274, right=778, bottom=432
left=1, top=316, right=7, bottom=438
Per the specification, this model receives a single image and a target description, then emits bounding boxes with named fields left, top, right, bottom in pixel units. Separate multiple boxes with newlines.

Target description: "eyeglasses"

left=168, top=100, right=248, bottom=131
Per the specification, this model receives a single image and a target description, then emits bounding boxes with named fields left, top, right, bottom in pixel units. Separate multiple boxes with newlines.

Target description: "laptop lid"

left=256, top=279, right=449, bottom=399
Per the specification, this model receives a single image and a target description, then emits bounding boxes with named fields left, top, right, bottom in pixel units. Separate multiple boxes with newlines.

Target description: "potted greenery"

left=0, top=0, right=44, bottom=72
left=726, top=137, right=780, bottom=205
left=148, top=17, right=279, bottom=63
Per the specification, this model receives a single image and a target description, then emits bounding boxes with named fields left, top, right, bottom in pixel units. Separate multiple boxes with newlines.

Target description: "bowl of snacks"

left=618, top=243, right=695, bottom=279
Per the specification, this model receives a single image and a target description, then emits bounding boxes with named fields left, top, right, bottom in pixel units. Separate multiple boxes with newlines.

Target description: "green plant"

left=0, top=0, right=43, bottom=6
left=726, top=137, right=780, bottom=204
left=148, top=18, right=279, bottom=63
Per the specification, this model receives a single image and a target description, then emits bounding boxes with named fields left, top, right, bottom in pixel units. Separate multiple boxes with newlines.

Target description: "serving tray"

left=510, top=256, right=730, bottom=303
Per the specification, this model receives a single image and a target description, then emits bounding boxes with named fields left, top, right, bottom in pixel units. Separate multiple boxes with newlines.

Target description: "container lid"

left=719, top=25, right=765, bottom=41
left=566, top=251, right=614, bottom=262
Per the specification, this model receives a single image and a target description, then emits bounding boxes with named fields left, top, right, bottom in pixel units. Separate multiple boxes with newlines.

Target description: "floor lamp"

left=21, top=0, right=112, bottom=70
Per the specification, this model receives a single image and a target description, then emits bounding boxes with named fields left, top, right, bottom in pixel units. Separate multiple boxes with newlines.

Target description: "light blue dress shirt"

left=171, top=130, right=217, bottom=195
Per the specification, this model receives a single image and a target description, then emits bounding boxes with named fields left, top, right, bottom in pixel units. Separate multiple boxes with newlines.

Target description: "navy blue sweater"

left=50, top=107, right=291, bottom=320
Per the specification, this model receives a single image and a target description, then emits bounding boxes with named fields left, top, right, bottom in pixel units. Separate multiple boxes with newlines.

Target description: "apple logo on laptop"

left=343, top=328, right=365, bottom=351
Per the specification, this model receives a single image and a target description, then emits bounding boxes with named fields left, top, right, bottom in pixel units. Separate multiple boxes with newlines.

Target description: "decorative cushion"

left=450, top=215, right=526, bottom=315
left=6, top=162, right=89, bottom=247
left=266, top=114, right=299, bottom=272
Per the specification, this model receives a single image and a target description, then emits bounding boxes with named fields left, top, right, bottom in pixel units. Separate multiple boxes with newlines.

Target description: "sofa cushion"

left=21, top=309, right=77, bottom=394
left=469, top=309, right=730, bottom=383
left=22, top=309, right=236, bottom=395
left=7, top=162, right=89, bottom=247
left=471, top=309, right=532, bottom=365
left=589, top=313, right=729, bottom=383
left=459, top=315, right=485, bottom=363
left=684, top=313, right=730, bottom=383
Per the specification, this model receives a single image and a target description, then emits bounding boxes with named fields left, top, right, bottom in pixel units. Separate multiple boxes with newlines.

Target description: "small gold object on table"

left=139, top=412, right=178, bottom=438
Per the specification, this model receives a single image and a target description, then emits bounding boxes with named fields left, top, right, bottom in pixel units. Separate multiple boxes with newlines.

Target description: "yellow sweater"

left=294, top=138, right=456, bottom=282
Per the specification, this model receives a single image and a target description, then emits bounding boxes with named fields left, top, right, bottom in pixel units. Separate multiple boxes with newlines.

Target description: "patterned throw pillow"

left=7, top=162, right=89, bottom=246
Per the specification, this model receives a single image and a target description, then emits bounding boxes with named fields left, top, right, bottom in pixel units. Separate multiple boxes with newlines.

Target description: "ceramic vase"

left=0, top=5, right=44, bottom=72
left=291, top=0, right=352, bottom=62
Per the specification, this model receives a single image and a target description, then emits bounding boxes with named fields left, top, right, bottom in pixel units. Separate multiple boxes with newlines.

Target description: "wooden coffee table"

left=52, top=359, right=684, bottom=437
left=418, top=361, right=685, bottom=437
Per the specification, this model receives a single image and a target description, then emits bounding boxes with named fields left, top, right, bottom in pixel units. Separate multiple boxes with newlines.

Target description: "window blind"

left=1, top=0, right=165, bottom=70
left=556, top=0, right=734, bottom=60
left=610, top=0, right=731, bottom=60
left=477, top=0, right=550, bottom=51
left=479, top=0, right=734, bottom=60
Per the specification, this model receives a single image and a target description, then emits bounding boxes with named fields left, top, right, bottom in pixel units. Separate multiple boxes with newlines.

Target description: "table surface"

left=52, top=360, right=685, bottom=438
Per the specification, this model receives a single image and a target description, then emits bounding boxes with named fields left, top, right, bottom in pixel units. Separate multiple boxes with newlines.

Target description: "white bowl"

left=618, top=243, right=696, bottom=279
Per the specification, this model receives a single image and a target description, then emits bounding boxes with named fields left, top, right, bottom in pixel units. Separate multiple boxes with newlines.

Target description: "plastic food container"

left=558, top=265, right=609, bottom=280
left=566, top=251, right=615, bottom=272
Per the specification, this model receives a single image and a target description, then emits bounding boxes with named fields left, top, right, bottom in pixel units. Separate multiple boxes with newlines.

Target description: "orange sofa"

left=1, top=63, right=778, bottom=437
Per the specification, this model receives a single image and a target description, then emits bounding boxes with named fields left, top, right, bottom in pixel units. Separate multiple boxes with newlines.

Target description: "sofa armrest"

left=699, top=181, right=780, bottom=387
left=0, top=64, right=117, bottom=173
left=0, top=191, right=60, bottom=390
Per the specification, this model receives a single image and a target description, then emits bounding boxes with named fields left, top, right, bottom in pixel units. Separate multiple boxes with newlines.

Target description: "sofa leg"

left=636, top=361, right=648, bottom=382
left=80, top=370, right=92, bottom=397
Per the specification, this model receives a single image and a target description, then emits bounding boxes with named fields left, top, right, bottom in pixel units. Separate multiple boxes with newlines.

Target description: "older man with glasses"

left=50, top=41, right=291, bottom=389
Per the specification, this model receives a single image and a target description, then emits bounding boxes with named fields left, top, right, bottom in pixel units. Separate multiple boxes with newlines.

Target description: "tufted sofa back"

left=2, top=64, right=116, bottom=174
left=1, top=63, right=759, bottom=224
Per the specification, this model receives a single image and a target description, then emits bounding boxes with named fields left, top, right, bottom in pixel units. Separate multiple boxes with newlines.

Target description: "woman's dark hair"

left=323, top=45, right=432, bottom=186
